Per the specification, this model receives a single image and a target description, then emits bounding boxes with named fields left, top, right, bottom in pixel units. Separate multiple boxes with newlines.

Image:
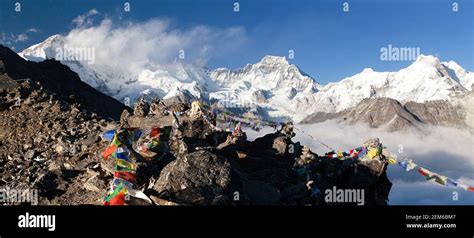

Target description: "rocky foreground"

left=0, top=45, right=392, bottom=205
left=0, top=77, right=392, bottom=205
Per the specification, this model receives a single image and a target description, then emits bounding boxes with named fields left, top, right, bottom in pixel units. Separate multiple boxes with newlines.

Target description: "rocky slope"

left=1, top=45, right=392, bottom=205
left=0, top=73, right=115, bottom=204
left=301, top=97, right=468, bottom=131
left=1, top=45, right=128, bottom=120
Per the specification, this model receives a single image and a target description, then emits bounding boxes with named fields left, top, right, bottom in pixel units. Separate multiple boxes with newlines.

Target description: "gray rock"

left=152, top=150, right=240, bottom=205
left=301, top=97, right=469, bottom=131
left=24, top=149, right=37, bottom=160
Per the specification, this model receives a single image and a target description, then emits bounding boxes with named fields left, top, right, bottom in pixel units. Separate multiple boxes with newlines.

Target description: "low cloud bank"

left=247, top=121, right=474, bottom=205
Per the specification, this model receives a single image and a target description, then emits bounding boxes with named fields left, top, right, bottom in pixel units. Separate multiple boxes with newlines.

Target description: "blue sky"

left=0, top=0, right=473, bottom=84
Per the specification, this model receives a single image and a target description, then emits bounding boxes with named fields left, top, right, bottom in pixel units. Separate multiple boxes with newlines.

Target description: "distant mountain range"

left=301, top=96, right=472, bottom=131
left=16, top=34, right=474, bottom=129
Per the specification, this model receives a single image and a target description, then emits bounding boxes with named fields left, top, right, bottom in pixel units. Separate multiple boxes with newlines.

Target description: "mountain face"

left=311, top=55, right=473, bottom=113
left=17, top=35, right=474, bottom=125
left=301, top=97, right=468, bottom=131
left=208, top=55, right=321, bottom=121
left=18, top=35, right=321, bottom=122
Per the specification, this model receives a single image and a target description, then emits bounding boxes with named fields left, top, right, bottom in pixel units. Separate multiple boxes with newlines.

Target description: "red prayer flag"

left=104, top=192, right=126, bottom=206
left=150, top=127, right=161, bottom=138
left=101, top=144, right=117, bottom=160
left=418, top=168, right=429, bottom=177
left=114, top=171, right=137, bottom=183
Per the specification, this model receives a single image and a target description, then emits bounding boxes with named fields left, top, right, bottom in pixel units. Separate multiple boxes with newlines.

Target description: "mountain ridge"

left=1, top=44, right=128, bottom=120
left=301, top=96, right=469, bottom=131
left=16, top=35, right=474, bottom=124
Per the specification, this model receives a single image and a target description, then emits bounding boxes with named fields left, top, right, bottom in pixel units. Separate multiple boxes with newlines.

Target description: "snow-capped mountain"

left=18, top=35, right=321, bottom=121
left=17, top=34, right=474, bottom=123
left=18, top=35, right=212, bottom=101
left=208, top=55, right=321, bottom=121
left=17, top=34, right=64, bottom=61
left=443, top=60, right=474, bottom=90
left=311, top=55, right=473, bottom=113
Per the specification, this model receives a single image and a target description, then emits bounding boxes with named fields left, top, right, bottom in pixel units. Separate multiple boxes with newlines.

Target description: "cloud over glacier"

left=63, top=13, right=247, bottom=76
left=246, top=121, right=474, bottom=205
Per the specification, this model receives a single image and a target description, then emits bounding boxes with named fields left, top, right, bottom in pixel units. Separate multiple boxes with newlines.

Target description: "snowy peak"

left=257, top=55, right=290, bottom=67
left=410, top=54, right=443, bottom=68
left=18, top=34, right=65, bottom=61
left=402, top=54, right=455, bottom=81
left=311, top=54, right=473, bottom=114
left=403, top=54, right=473, bottom=90
left=207, top=55, right=321, bottom=121
left=360, top=68, right=375, bottom=73
left=445, top=60, right=463, bottom=71
left=209, top=55, right=320, bottom=92
left=351, top=67, right=388, bottom=80
left=442, top=60, right=474, bottom=90
left=398, top=54, right=472, bottom=92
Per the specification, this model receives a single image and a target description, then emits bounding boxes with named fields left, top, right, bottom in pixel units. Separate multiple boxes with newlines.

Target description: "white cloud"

left=0, top=32, right=6, bottom=44
left=72, top=9, right=100, bottom=28
left=13, top=28, right=38, bottom=42
left=290, top=121, right=474, bottom=205
left=63, top=17, right=246, bottom=77
left=0, top=28, right=38, bottom=45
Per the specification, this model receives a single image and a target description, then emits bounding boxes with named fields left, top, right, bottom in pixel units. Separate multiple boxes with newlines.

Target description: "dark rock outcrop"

left=302, top=97, right=467, bottom=131
left=0, top=45, right=128, bottom=120
left=151, top=150, right=242, bottom=205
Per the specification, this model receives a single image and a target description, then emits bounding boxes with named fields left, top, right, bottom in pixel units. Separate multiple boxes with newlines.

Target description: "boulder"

left=152, top=150, right=241, bottom=205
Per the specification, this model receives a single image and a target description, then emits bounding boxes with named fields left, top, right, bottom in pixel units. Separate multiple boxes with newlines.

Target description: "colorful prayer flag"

left=150, top=127, right=160, bottom=138
left=116, top=159, right=136, bottom=171
left=434, top=175, right=447, bottom=186
left=387, top=158, right=397, bottom=164
left=104, top=192, right=126, bottom=206
left=446, top=178, right=458, bottom=188
left=398, top=159, right=417, bottom=172
left=112, top=178, right=134, bottom=190
left=458, top=183, right=469, bottom=191
left=101, top=144, right=117, bottom=160
left=116, top=150, right=131, bottom=161
left=366, top=148, right=380, bottom=159
left=104, top=183, right=125, bottom=202
left=103, top=130, right=115, bottom=141
left=418, top=168, right=430, bottom=177
left=114, top=171, right=137, bottom=183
